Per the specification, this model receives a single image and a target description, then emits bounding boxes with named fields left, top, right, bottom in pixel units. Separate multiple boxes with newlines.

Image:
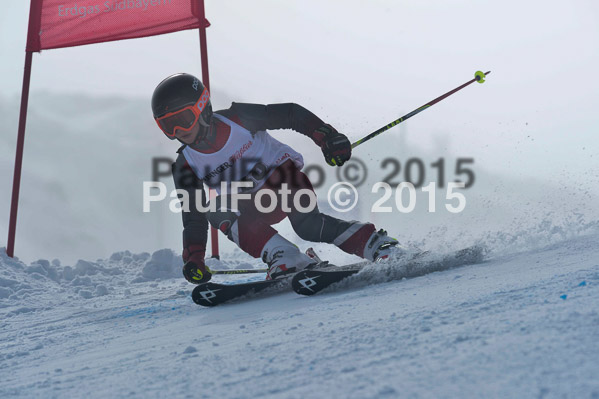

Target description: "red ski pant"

left=206, top=160, right=375, bottom=258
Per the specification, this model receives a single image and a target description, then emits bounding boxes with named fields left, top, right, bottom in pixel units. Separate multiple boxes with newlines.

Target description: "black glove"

left=313, top=124, right=352, bottom=167
left=182, top=260, right=212, bottom=284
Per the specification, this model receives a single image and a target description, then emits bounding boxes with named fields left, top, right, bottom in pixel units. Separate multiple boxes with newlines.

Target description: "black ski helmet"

left=152, top=73, right=212, bottom=139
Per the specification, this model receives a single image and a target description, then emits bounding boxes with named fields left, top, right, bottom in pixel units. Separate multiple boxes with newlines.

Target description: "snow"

left=1, top=232, right=599, bottom=398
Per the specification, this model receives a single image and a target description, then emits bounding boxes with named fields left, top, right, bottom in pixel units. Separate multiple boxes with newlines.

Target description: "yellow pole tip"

left=475, top=70, right=486, bottom=84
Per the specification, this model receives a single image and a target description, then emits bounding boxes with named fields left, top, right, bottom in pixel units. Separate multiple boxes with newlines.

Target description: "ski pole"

left=351, top=70, right=490, bottom=149
left=209, top=268, right=268, bottom=275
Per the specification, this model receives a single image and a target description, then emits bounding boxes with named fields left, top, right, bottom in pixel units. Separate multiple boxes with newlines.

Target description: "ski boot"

left=362, top=229, right=404, bottom=262
left=262, top=234, right=317, bottom=280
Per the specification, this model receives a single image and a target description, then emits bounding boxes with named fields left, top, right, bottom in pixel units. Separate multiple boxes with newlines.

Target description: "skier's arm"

left=223, top=102, right=352, bottom=166
left=172, top=151, right=209, bottom=274
left=225, top=102, right=323, bottom=141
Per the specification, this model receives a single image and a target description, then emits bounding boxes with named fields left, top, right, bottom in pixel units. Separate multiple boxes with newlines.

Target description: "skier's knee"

left=206, top=207, right=238, bottom=235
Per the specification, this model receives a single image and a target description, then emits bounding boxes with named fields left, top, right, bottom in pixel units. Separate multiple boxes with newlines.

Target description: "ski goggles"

left=155, top=87, right=212, bottom=139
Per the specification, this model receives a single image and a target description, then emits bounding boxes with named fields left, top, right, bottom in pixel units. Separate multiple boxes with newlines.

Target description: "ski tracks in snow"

left=1, top=235, right=599, bottom=398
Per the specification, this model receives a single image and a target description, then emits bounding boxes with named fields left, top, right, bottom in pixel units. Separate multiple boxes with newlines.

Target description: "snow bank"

left=0, top=244, right=267, bottom=309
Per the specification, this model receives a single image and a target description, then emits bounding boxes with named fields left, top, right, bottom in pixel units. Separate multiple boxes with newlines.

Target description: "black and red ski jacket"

left=171, top=102, right=327, bottom=263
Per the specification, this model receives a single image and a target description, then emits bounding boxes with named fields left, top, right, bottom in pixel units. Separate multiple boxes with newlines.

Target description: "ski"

left=192, top=250, right=329, bottom=307
left=192, top=277, right=292, bottom=307
left=292, top=245, right=486, bottom=296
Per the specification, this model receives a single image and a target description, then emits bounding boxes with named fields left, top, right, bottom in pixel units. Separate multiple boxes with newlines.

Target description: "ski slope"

left=1, top=233, right=598, bottom=398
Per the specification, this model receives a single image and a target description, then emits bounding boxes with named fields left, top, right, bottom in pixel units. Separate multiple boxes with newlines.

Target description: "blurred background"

left=1, top=0, right=598, bottom=264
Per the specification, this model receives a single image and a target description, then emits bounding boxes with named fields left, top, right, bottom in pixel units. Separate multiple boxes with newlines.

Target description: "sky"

left=1, top=0, right=598, bottom=262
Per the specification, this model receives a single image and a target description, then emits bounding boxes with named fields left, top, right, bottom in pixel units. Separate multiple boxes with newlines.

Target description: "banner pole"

left=198, top=1, right=210, bottom=92
left=197, top=0, right=219, bottom=259
left=7, top=51, right=34, bottom=258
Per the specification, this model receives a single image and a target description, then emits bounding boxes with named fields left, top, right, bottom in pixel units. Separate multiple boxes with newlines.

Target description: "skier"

left=151, top=73, right=400, bottom=284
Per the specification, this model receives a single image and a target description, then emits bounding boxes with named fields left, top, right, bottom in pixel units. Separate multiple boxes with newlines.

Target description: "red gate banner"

left=26, top=0, right=207, bottom=51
